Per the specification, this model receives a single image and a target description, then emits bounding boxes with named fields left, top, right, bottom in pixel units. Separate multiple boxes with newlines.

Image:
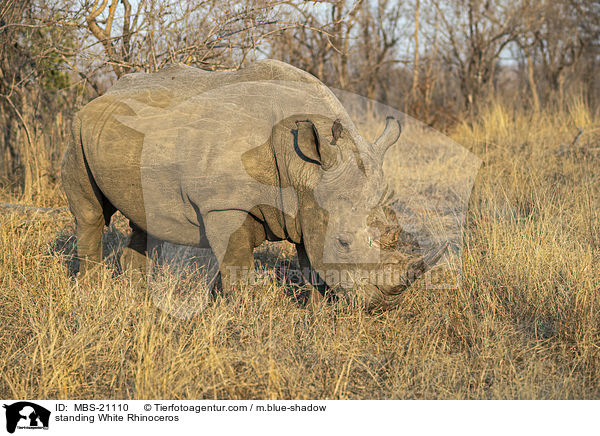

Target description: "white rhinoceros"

left=61, top=59, right=446, bottom=310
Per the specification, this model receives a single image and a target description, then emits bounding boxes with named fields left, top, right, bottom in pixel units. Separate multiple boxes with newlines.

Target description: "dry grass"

left=1, top=97, right=599, bottom=399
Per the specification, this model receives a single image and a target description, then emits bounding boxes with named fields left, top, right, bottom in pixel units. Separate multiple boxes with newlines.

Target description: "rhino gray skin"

left=61, top=59, right=446, bottom=310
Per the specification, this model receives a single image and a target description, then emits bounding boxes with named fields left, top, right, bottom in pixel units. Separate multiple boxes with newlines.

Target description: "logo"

left=2, top=402, right=50, bottom=433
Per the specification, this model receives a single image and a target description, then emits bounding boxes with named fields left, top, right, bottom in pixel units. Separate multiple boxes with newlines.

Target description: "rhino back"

left=105, top=59, right=324, bottom=100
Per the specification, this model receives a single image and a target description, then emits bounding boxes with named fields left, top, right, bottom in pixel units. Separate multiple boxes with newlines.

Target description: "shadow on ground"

left=49, top=217, right=311, bottom=306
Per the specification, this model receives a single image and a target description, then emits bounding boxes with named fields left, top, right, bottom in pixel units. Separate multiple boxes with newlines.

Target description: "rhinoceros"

left=61, top=59, right=446, bottom=310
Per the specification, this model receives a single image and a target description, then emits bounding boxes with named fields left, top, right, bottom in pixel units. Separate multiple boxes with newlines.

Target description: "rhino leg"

left=62, top=130, right=113, bottom=280
left=74, top=210, right=105, bottom=279
left=204, top=211, right=265, bottom=292
left=296, top=243, right=327, bottom=309
left=120, top=222, right=148, bottom=280
left=120, top=222, right=163, bottom=282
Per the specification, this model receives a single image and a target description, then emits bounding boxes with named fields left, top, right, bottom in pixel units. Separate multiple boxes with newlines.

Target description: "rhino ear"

left=293, top=120, right=336, bottom=169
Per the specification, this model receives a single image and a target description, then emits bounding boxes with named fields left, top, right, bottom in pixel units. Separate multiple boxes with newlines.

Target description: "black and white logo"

left=2, top=402, right=50, bottom=433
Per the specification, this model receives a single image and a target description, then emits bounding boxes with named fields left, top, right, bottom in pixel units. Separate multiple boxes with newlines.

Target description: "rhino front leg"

left=203, top=211, right=265, bottom=292
left=296, top=243, right=328, bottom=309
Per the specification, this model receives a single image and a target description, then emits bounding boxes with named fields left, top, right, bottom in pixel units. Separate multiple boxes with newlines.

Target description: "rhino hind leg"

left=120, top=223, right=147, bottom=280
left=71, top=195, right=116, bottom=280
left=62, top=136, right=113, bottom=280
left=120, top=222, right=162, bottom=281
left=74, top=207, right=105, bottom=279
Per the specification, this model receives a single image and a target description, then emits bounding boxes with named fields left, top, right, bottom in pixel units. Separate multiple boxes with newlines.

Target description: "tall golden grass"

left=0, top=95, right=598, bottom=399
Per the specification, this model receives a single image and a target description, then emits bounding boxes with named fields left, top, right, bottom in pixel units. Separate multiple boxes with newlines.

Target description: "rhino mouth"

left=360, top=241, right=449, bottom=310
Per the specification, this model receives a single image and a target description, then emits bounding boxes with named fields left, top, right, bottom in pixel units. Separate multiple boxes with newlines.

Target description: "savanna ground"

left=0, top=96, right=599, bottom=399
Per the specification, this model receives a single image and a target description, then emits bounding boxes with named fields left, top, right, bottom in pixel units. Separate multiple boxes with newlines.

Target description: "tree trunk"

left=411, top=0, right=420, bottom=104
left=525, top=49, right=540, bottom=112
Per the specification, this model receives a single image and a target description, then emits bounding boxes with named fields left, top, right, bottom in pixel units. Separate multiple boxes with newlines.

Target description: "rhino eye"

left=337, top=234, right=353, bottom=250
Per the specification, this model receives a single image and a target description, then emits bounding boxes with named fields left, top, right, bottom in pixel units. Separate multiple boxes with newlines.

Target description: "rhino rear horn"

left=373, top=116, right=402, bottom=157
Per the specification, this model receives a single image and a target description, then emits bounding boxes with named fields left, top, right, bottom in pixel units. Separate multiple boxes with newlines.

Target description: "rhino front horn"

left=373, top=116, right=402, bottom=157
left=412, top=241, right=449, bottom=274
left=381, top=241, right=449, bottom=297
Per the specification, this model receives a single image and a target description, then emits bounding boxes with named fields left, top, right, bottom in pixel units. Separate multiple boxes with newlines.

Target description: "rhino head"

left=273, top=114, right=448, bottom=310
